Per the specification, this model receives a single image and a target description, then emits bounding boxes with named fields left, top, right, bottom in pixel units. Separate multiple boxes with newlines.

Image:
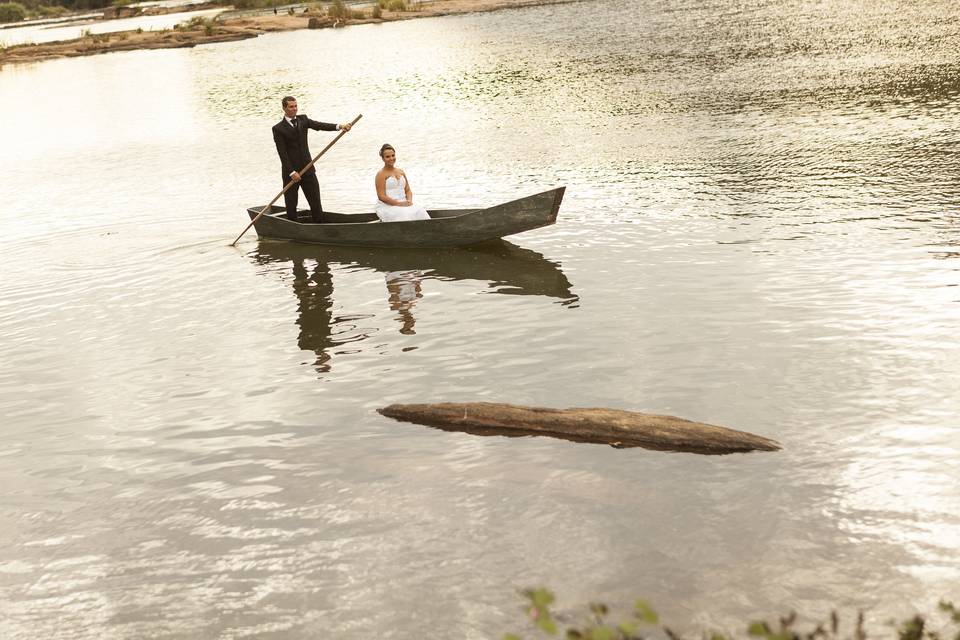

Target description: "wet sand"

left=0, top=0, right=580, bottom=66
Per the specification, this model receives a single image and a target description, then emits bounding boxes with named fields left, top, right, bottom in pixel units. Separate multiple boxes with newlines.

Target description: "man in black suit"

left=272, top=96, right=352, bottom=223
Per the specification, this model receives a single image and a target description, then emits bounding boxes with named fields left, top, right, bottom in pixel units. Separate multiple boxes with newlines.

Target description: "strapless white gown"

left=375, top=175, right=430, bottom=222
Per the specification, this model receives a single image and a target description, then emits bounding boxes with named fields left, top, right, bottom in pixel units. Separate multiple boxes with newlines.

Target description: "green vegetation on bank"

left=80, top=26, right=110, bottom=41
left=0, top=0, right=431, bottom=25
left=0, top=0, right=422, bottom=22
left=326, top=0, right=362, bottom=18
left=0, top=1, right=26, bottom=21
left=221, top=0, right=417, bottom=14
left=1, top=0, right=106, bottom=23
left=176, top=14, right=216, bottom=34
left=504, top=589, right=960, bottom=640
left=222, top=0, right=274, bottom=10
left=379, top=0, right=410, bottom=10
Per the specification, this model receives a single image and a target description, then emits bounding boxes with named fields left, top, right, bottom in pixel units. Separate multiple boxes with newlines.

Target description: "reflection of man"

left=384, top=270, right=423, bottom=335
left=272, top=96, right=352, bottom=223
left=292, top=259, right=336, bottom=373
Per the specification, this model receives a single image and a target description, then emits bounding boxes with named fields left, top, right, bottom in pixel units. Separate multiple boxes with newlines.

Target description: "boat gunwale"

left=245, top=186, right=564, bottom=228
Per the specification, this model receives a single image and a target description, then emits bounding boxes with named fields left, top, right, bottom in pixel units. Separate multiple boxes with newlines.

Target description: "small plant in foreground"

left=503, top=590, right=960, bottom=640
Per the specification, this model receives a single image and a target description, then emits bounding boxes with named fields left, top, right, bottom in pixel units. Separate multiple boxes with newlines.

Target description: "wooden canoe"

left=245, top=186, right=565, bottom=248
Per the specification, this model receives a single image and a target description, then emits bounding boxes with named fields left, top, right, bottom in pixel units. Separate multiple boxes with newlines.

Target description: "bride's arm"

left=402, top=171, right=414, bottom=204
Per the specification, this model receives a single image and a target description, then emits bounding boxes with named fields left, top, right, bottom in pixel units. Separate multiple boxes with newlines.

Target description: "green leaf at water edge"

left=503, top=635, right=523, bottom=640
left=634, top=599, right=659, bottom=624
left=527, top=588, right=556, bottom=609
left=939, top=600, right=960, bottom=623
left=619, top=621, right=638, bottom=636
left=748, top=621, right=771, bottom=637
left=898, top=615, right=925, bottom=640
left=590, top=626, right=616, bottom=640
left=537, top=617, right=558, bottom=635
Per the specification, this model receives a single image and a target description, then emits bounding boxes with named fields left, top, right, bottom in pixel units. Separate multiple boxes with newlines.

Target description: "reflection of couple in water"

left=290, top=258, right=335, bottom=372
left=384, top=269, right=423, bottom=334
left=287, top=258, right=423, bottom=373
left=253, top=239, right=578, bottom=374
left=284, top=258, right=423, bottom=373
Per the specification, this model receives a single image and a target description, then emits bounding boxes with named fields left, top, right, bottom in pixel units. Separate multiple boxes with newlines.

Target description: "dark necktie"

left=290, top=118, right=297, bottom=128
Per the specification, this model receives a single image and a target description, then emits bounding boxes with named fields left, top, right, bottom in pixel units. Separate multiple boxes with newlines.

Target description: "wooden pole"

left=230, top=113, right=362, bottom=247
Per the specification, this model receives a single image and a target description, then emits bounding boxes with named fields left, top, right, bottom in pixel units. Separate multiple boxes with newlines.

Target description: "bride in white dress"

left=374, top=143, right=431, bottom=223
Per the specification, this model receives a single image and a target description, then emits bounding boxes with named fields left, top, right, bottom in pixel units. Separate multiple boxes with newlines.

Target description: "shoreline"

left=0, top=0, right=580, bottom=66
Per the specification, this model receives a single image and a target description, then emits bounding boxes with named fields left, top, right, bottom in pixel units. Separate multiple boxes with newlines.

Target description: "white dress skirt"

left=375, top=175, right=431, bottom=222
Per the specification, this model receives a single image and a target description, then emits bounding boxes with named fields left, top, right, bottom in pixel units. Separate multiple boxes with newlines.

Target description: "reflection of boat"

left=248, top=238, right=576, bottom=375
left=251, top=238, right=577, bottom=303
left=245, top=187, right=565, bottom=248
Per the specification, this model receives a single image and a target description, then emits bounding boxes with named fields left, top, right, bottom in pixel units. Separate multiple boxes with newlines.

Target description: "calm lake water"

left=1, top=0, right=959, bottom=637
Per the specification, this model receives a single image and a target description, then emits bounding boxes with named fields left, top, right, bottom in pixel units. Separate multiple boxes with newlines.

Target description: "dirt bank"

left=0, top=0, right=580, bottom=66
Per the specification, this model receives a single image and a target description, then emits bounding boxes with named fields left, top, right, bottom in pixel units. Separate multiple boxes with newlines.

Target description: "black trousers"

left=283, top=171, right=323, bottom=222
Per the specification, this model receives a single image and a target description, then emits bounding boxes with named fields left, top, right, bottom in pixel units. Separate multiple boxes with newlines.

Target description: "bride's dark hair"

left=379, top=143, right=395, bottom=157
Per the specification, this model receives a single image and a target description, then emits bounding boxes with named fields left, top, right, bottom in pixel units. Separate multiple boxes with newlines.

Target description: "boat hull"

left=245, top=187, right=565, bottom=248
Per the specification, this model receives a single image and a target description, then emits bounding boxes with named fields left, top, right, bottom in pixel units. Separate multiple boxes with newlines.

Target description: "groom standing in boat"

left=272, top=96, right=353, bottom=223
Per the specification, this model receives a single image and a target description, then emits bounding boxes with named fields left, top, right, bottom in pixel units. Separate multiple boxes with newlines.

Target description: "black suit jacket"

left=272, top=115, right=338, bottom=177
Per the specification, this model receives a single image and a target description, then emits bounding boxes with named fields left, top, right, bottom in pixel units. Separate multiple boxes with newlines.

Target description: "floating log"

left=377, top=402, right=781, bottom=455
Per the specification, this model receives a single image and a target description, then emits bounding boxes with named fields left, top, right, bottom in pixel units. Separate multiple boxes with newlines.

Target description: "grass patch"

left=327, top=0, right=364, bottom=19
left=83, top=29, right=110, bottom=43
left=378, top=0, right=407, bottom=11
left=0, top=1, right=27, bottom=22
left=225, top=0, right=280, bottom=8
left=177, top=15, right=216, bottom=34
left=34, top=4, right=67, bottom=17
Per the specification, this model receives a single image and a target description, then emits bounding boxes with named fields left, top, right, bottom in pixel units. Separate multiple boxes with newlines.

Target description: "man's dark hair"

left=281, top=96, right=297, bottom=108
